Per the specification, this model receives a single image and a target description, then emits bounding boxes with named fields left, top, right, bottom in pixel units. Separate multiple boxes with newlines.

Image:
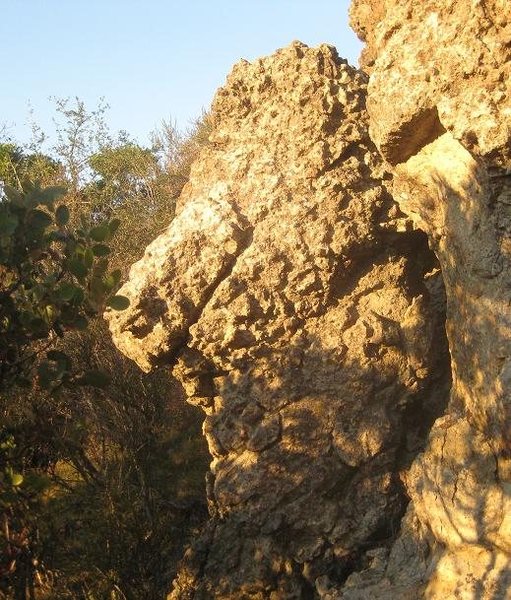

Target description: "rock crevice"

left=345, top=1, right=511, bottom=597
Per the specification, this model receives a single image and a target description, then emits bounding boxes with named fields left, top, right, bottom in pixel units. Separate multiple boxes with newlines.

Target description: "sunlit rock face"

left=350, top=0, right=511, bottom=167
left=107, top=42, right=449, bottom=598
left=347, top=1, right=511, bottom=598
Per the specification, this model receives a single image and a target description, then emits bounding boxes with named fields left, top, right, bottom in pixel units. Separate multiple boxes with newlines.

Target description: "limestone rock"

left=350, top=0, right=511, bottom=166
left=107, top=42, right=449, bottom=598
left=347, top=0, right=511, bottom=597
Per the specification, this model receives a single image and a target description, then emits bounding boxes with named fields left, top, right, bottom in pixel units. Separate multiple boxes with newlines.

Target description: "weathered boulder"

left=347, top=0, right=511, bottom=597
left=107, top=42, right=450, bottom=598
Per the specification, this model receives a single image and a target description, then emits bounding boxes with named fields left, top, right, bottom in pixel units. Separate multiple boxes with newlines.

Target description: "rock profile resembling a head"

left=107, top=41, right=451, bottom=599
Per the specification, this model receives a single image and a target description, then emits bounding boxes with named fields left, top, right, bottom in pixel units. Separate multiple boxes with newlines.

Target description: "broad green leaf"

left=72, top=287, right=85, bottom=304
left=28, top=208, right=53, bottom=229
left=69, top=257, right=88, bottom=278
left=92, top=243, right=110, bottom=257
left=32, top=284, right=46, bottom=302
left=107, top=295, right=130, bottom=310
left=0, top=436, right=15, bottom=450
left=57, top=282, right=78, bottom=301
left=0, top=212, right=18, bottom=236
left=44, top=305, right=56, bottom=323
left=103, top=274, right=116, bottom=291
left=90, top=224, right=109, bottom=242
left=47, top=230, right=67, bottom=243
left=39, top=186, right=67, bottom=208
left=109, top=218, right=121, bottom=234
left=44, top=272, right=58, bottom=286
left=10, top=473, right=23, bottom=487
left=84, top=247, right=94, bottom=268
left=111, top=269, right=122, bottom=285
left=55, top=204, right=70, bottom=226
left=73, top=243, right=86, bottom=257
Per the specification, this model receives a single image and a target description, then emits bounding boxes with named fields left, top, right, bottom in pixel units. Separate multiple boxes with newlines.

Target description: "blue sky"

left=1, top=0, right=362, bottom=147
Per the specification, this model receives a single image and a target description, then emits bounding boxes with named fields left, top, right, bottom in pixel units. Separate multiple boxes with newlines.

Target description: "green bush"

left=0, top=102, right=212, bottom=599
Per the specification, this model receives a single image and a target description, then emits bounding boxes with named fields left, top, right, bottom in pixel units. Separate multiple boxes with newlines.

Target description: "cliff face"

left=347, top=1, right=511, bottom=598
left=350, top=0, right=511, bottom=166
left=107, top=3, right=511, bottom=598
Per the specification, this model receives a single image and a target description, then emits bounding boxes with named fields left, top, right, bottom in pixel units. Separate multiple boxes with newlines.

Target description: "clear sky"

left=1, top=0, right=362, bottom=147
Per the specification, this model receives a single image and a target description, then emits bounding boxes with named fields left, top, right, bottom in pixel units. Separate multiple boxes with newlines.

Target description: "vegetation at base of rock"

left=0, top=99, right=211, bottom=599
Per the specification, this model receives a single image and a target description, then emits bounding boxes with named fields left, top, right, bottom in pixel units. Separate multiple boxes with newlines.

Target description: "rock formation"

left=344, top=0, right=511, bottom=597
left=108, top=42, right=450, bottom=598
left=107, top=2, right=511, bottom=597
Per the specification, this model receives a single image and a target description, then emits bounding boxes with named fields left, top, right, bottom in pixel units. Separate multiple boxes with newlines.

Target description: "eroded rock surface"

left=347, top=1, right=511, bottom=597
left=107, top=42, right=449, bottom=598
left=350, top=0, right=511, bottom=166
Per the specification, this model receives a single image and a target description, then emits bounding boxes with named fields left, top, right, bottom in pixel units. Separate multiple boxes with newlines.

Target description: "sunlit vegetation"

left=0, top=99, right=211, bottom=599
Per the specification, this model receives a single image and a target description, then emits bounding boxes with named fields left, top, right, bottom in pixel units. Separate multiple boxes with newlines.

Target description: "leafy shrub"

left=0, top=181, right=126, bottom=392
left=0, top=102, right=212, bottom=599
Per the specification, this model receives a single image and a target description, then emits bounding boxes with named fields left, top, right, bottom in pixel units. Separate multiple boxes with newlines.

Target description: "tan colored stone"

left=107, top=42, right=449, bottom=598
left=350, top=0, right=511, bottom=166
left=426, top=546, right=511, bottom=600
left=349, top=0, right=511, bottom=597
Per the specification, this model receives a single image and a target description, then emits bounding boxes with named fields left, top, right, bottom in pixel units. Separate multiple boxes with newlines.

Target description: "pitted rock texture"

left=347, top=1, right=511, bottom=598
left=350, top=0, right=511, bottom=166
left=107, top=42, right=450, bottom=598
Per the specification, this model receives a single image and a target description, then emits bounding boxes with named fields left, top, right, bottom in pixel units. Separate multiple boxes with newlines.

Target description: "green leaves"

left=38, top=185, right=67, bottom=208
left=10, top=472, right=24, bottom=487
left=109, top=218, right=120, bottom=234
left=0, top=211, right=19, bottom=236
left=68, top=256, right=89, bottom=278
left=55, top=204, right=70, bottom=226
left=57, top=281, right=79, bottom=301
left=90, top=224, right=110, bottom=242
left=107, top=295, right=130, bottom=311
left=92, top=243, right=110, bottom=257
left=90, top=218, right=120, bottom=243
left=38, top=350, right=111, bottom=391
left=27, top=208, right=53, bottom=229
left=0, top=183, right=126, bottom=393
left=102, top=271, right=120, bottom=294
